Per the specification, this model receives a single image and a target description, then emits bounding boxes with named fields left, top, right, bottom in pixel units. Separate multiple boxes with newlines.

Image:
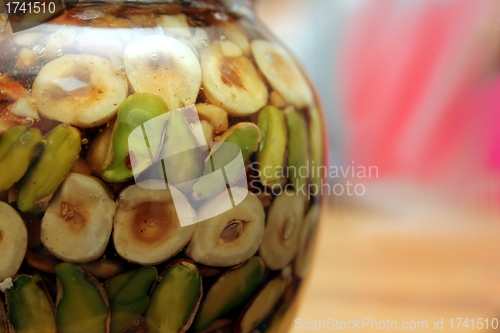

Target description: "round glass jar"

left=0, top=1, right=326, bottom=332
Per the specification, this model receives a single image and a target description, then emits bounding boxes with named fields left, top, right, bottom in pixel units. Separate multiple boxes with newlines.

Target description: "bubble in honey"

left=24, top=117, right=34, bottom=126
left=32, top=44, right=47, bottom=57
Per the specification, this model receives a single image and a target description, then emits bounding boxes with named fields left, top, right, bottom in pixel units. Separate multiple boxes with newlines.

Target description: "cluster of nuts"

left=0, top=3, right=324, bottom=333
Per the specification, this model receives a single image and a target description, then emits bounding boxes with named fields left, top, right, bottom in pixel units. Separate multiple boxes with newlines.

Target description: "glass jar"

left=0, top=1, right=326, bottom=332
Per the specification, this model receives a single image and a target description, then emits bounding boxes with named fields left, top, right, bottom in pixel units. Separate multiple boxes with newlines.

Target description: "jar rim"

left=71, top=0, right=253, bottom=7
left=70, top=0, right=254, bottom=16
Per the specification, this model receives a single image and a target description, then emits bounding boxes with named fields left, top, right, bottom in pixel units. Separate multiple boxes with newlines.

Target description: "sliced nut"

left=219, top=21, right=251, bottom=56
left=0, top=202, right=28, bottom=281
left=32, top=54, right=128, bottom=127
left=195, top=103, right=228, bottom=134
left=259, top=191, right=306, bottom=270
left=252, top=40, right=313, bottom=109
left=270, top=91, right=287, bottom=108
left=113, top=183, right=197, bottom=265
left=41, top=173, right=116, bottom=263
left=201, top=41, right=268, bottom=116
left=186, top=189, right=265, bottom=267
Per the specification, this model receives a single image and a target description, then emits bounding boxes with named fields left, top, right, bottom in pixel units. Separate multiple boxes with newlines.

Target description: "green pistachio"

left=257, top=106, right=287, bottom=187
left=215, top=122, right=261, bottom=162
left=192, top=122, right=261, bottom=201
left=193, top=257, right=265, bottom=331
left=105, top=266, right=158, bottom=333
left=235, top=275, right=287, bottom=333
left=285, top=106, right=310, bottom=190
left=6, top=275, right=57, bottom=333
left=102, top=93, right=169, bottom=183
left=17, top=124, right=81, bottom=214
left=309, top=107, right=324, bottom=189
left=0, top=126, right=43, bottom=191
left=55, top=262, right=109, bottom=333
left=145, top=260, right=202, bottom=333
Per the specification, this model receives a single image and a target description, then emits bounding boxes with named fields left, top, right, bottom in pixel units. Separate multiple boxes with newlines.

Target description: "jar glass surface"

left=0, top=1, right=326, bottom=332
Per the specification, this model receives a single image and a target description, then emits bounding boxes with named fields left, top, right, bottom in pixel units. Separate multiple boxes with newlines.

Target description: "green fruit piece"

left=235, top=275, right=287, bottom=333
left=145, top=260, right=202, bottom=333
left=17, top=124, right=81, bottom=214
left=257, top=106, right=287, bottom=187
left=55, top=262, right=109, bottom=333
left=192, top=122, right=261, bottom=201
left=309, top=107, right=324, bottom=189
left=161, top=110, right=203, bottom=187
left=105, top=266, right=158, bottom=333
left=285, top=107, right=310, bottom=190
left=0, top=126, right=43, bottom=191
left=6, top=275, right=57, bottom=333
left=0, top=126, right=26, bottom=158
left=193, top=257, right=265, bottom=331
left=102, top=93, right=169, bottom=183
left=216, top=122, right=261, bottom=162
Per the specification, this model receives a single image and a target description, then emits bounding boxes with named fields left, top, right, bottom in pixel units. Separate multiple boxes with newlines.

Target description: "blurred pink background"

left=340, top=0, right=500, bottom=203
left=257, top=1, right=500, bottom=331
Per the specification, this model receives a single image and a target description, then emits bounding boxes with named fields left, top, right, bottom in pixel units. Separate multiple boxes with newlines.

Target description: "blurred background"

left=255, top=0, right=500, bottom=332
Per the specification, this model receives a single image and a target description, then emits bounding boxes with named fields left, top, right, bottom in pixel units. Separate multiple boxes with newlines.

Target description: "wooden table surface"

left=290, top=204, right=500, bottom=333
